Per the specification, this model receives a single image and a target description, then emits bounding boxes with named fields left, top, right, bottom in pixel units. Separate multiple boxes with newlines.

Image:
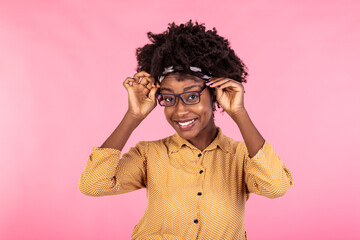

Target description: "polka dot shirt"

left=79, top=128, right=293, bottom=239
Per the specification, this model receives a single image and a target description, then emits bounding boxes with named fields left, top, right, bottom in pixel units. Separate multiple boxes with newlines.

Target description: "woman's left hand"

left=206, top=77, right=245, bottom=116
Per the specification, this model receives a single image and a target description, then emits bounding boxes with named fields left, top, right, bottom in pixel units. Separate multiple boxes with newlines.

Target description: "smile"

left=178, top=119, right=195, bottom=126
left=175, top=118, right=197, bottom=130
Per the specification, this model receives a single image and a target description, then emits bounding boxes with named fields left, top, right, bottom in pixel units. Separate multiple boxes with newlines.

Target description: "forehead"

left=160, top=74, right=204, bottom=89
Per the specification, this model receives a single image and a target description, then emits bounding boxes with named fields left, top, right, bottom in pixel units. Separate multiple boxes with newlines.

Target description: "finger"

left=216, top=81, right=239, bottom=90
left=208, top=78, right=243, bottom=90
left=140, top=76, right=150, bottom=85
left=142, top=87, right=150, bottom=96
left=146, top=81, right=152, bottom=90
left=124, top=77, right=136, bottom=89
left=206, top=78, right=232, bottom=88
left=136, top=71, right=151, bottom=76
left=151, top=82, right=160, bottom=89
left=206, top=77, right=228, bottom=85
left=134, top=71, right=151, bottom=82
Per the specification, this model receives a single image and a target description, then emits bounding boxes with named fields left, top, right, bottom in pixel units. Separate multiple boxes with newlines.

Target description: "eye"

left=187, top=94, right=198, bottom=100
left=164, top=96, right=174, bottom=102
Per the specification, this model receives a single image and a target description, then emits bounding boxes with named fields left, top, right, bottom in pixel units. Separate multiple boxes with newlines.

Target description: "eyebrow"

left=160, top=85, right=203, bottom=93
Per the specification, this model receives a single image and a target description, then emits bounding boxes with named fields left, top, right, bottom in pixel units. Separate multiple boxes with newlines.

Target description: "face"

left=159, top=74, right=216, bottom=144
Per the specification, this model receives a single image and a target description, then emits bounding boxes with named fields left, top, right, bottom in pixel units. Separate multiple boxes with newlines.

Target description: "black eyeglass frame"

left=156, top=85, right=208, bottom=107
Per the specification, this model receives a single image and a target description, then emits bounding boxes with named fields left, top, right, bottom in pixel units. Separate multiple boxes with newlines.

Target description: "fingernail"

left=217, top=85, right=221, bottom=88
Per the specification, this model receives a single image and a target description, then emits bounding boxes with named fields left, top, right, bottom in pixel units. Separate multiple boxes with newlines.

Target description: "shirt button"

left=197, top=192, right=202, bottom=196
left=194, top=219, right=199, bottom=224
left=198, top=153, right=202, bottom=157
left=199, top=170, right=204, bottom=174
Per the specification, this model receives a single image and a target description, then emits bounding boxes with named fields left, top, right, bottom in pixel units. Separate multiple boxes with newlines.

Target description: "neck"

left=189, top=120, right=218, bottom=151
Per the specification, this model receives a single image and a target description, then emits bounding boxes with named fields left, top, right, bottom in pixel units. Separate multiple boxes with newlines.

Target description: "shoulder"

left=218, top=130, right=247, bottom=154
left=134, top=135, right=173, bottom=152
left=139, top=135, right=172, bottom=146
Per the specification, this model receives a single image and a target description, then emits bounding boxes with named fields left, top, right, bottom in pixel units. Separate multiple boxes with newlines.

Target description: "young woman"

left=79, top=20, right=293, bottom=240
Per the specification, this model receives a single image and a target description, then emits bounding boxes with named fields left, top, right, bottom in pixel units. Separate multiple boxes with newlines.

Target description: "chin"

left=176, top=130, right=198, bottom=141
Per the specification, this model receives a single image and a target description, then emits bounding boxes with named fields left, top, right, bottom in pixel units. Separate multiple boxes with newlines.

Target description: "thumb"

left=149, top=84, right=159, bottom=102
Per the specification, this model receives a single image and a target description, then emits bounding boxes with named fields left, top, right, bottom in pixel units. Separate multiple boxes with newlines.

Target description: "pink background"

left=1, top=0, right=359, bottom=239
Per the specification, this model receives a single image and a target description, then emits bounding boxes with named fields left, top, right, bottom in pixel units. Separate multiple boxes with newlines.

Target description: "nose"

left=173, top=96, right=189, bottom=114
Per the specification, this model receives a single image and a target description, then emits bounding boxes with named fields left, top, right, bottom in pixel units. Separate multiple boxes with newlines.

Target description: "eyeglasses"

left=156, top=86, right=207, bottom=107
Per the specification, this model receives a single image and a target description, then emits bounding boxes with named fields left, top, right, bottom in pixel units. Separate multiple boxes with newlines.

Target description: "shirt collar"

left=167, top=127, right=230, bottom=154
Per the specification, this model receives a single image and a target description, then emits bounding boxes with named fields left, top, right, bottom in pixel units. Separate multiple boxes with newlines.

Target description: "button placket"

left=195, top=156, right=204, bottom=229
left=196, top=151, right=203, bottom=165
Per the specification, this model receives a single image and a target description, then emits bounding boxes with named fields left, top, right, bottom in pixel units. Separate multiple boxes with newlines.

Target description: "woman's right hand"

left=123, top=71, right=159, bottom=120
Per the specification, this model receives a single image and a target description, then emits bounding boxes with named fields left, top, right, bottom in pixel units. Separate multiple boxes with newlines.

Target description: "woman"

left=79, top=20, right=293, bottom=240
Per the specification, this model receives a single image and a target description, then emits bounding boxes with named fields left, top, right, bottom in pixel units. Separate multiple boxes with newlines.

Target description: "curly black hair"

left=136, top=20, right=248, bottom=84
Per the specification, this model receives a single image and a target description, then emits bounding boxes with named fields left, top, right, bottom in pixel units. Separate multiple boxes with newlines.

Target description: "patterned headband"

left=158, top=66, right=212, bottom=83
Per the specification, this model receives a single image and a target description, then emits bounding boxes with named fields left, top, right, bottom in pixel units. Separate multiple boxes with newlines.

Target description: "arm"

left=229, top=108, right=265, bottom=158
left=242, top=141, right=293, bottom=198
left=79, top=71, right=159, bottom=196
left=78, top=141, right=149, bottom=196
left=207, top=77, right=293, bottom=198
left=101, top=71, right=159, bottom=151
left=206, top=77, right=264, bottom=157
left=100, top=111, right=143, bottom=151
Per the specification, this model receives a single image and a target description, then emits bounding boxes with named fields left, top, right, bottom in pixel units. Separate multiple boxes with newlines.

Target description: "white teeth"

left=178, top=119, right=195, bottom=126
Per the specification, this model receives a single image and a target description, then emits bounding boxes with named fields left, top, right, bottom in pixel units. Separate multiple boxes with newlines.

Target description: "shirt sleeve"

left=78, top=141, right=148, bottom=197
left=244, top=141, right=294, bottom=199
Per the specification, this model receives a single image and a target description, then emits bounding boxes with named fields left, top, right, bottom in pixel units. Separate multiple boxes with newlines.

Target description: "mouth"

left=174, top=118, right=197, bottom=130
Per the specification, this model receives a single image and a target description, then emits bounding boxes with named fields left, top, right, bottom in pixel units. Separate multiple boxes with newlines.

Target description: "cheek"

left=203, top=94, right=214, bottom=112
left=197, top=102, right=213, bottom=119
left=164, top=108, right=172, bottom=122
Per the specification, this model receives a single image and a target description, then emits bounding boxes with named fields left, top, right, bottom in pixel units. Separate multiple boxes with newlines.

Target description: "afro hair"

left=135, top=20, right=248, bottom=84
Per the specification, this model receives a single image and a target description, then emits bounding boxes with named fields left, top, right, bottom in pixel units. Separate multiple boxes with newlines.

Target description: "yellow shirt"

left=79, top=128, right=293, bottom=240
